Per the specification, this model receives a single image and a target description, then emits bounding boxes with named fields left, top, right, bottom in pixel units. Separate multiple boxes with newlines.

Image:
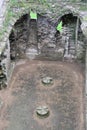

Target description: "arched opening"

left=9, top=13, right=39, bottom=61
left=9, top=14, right=29, bottom=61
left=9, top=13, right=57, bottom=61
left=56, top=13, right=85, bottom=61
left=0, top=12, right=85, bottom=130
left=9, top=13, right=86, bottom=63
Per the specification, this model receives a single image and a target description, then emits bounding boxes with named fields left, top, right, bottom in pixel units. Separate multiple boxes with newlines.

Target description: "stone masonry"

left=0, top=1, right=87, bottom=128
left=0, top=0, right=87, bottom=127
left=0, top=0, right=86, bottom=86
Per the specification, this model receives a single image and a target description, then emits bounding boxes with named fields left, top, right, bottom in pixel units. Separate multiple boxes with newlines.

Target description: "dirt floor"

left=0, top=60, right=85, bottom=130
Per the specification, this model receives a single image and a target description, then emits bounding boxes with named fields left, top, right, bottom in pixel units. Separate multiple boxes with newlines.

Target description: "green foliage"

left=79, top=5, right=87, bottom=11
left=9, top=0, right=18, bottom=7
left=27, top=0, right=49, bottom=7
left=57, top=21, right=63, bottom=32
left=29, top=0, right=47, bottom=3
left=30, top=11, right=37, bottom=19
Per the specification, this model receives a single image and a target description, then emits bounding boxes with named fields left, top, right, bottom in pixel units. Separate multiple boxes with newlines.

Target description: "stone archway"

left=9, top=14, right=29, bottom=61
left=0, top=6, right=86, bottom=130
left=0, top=7, right=86, bottom=88
left=56, top=13, right=85, bottom=60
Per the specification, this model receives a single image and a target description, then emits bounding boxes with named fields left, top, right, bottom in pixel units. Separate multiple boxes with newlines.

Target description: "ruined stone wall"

left=0, top=0, right=86, bottom=88
left=9, top=13, right=85, bottom=62
left=0, top=0, right=10, bottom=89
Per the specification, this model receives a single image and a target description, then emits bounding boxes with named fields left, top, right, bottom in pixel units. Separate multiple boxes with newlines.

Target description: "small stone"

left=36, top=106, right=49, bottom=118
left=52, top=5, right=55, bottom=7
left=47, top=43, right=56, bottom=48
left=0, top=74, right=5, bottom=79
left=42, top=77, right=53, bottom=85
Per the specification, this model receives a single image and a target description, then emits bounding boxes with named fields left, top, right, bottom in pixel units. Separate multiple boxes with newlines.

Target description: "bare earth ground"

left=0, top=60, right=85, bottom=130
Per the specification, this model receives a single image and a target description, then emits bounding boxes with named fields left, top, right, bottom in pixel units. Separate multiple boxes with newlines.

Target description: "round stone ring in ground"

left=42, top=77, right=53, bottom=85
left=36, top=106, right=50, bottom=118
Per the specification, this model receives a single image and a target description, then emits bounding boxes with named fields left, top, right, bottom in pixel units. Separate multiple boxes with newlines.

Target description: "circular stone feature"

left=42, top=77, right=53, bottom=85
left=36, top=106, right=50, bottom=118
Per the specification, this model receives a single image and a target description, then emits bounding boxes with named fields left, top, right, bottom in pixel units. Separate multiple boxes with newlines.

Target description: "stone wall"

left=0, top=0, right=86, bottom=128
left=0, top=0, right=86, bottom=88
